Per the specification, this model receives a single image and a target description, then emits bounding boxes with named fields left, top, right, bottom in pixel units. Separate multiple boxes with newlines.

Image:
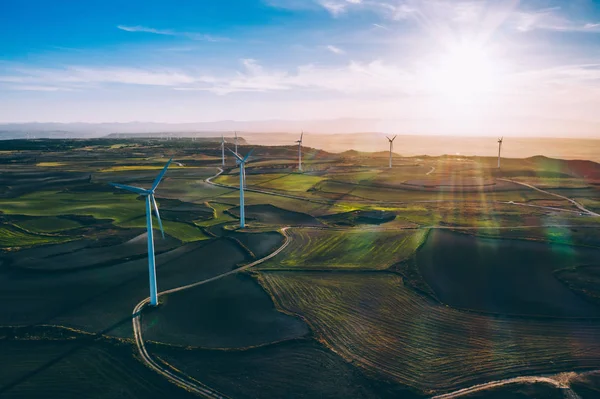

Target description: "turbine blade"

left=151, top=195, right=165, bottom=239
left=228, top=148, right=244, bottom=162
left=242, top=149, right=254, bottom=162
left=386, top=136, right=391, bottom=141
left=151, top=158, right=173, bottom=191
left=392, top=135, right=397, bottom=141
left=109, top=183, right=149, bottom=195
left=300, top=131, right=303, bottom=141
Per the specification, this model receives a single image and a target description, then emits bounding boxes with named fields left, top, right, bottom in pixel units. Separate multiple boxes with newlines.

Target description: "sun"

left=425, top=41, right=500, bottom=103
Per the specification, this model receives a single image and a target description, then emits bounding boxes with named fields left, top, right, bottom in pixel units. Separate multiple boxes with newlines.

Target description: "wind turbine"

left=497, top=137, right=503, bottom=169
left=109, top=158, right=172, bottom=306
left=221, top=134, right=226, bottom=167
left=230, top=149, right=253, bottom=228
left=234, top=131, right=238, bottom=154
left=296, top=131, right=303, bottom=172
left=386, top=135, right=397, bottom=168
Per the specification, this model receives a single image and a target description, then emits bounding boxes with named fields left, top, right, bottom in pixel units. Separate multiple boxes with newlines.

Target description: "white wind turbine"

left=221, top=134, right=226, bottom=167
left=110, top=158, right=172, bottom=306
left=230, top=149, right=253, bottom=228
left=234, top=131, right=238, bottom=154
left=296, top=131, right=303, bottom=172
left=497, top=137, right=503, bottom=169
left=386, top=135, right=397, bottom=168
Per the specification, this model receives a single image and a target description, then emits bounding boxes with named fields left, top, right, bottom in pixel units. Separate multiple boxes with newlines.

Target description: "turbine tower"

left=386, top=135, right=397, bottom=168
left=109, top=158, right=172, bottom=306
left=234, top=131, right=238, bottom=154
left=296, top=131, right=303, bottom=172
left=230, top=149, right=253, bottom=228
left=497, top=137, right=503, bottom=169
left=221, top=135, right=226, bottom=167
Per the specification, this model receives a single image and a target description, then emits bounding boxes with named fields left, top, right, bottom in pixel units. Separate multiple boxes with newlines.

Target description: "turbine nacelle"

left=109, top=158, right=172, bottom=240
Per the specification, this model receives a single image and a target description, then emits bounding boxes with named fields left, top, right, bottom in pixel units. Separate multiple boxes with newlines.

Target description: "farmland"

left=1, top=138, right=600, bottom=398
left=258, top=228, right=428, bottom=270
left=259, top=271, right=600, bottom=394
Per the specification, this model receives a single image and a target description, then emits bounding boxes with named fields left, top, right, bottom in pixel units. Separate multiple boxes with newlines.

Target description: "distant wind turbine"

left=221, top=134, right=226, bottom=167
left=230, top=149, right=253, bottom=228
left=497, top=137, right=503, bottom=169
left=296, top=131, right=303, bottom=172
left=109, top=158, right=172, bottom=306
left=234, top=131, right=238, bottom=154
left=386, top=135, right=397, bottom=168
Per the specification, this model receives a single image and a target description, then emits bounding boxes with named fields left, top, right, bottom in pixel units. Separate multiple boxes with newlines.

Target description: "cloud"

left=6, top=85, right=75, bottom=92
left=117, top=25, right=175, bottom=35
left=4, top=58, right=600, bottom=102
left=117, top=25, right=227, bottom=42
left=372, top=23, right=389, bottom=30
left=326, top=45, right=345, bottom=54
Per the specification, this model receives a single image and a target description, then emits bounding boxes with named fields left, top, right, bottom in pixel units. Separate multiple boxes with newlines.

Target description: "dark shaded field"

left=571, top=373, right=600, bottom=397
left=0, top=237, right=248, bottom=336
left=417, top=230, right=600, bottom=317
left=8, top=232, right=179, bottom=271
left=142, top=273, right=309, bottom=348
left=0, top=339, right=192, bottom=398
left=228, top=204, right=323, bottom=226
left=150, top=339, right=423, bottom=399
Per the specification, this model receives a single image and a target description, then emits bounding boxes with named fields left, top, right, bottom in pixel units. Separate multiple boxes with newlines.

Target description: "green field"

left=216, top=172, right=326, bottom=192
left=0, top=224, right=72, bottom=248
left=14, top=217, right=81, bottom=233
left=259, top=228, right=427, bottom=270
left=0, top=191, right=208, bottom=242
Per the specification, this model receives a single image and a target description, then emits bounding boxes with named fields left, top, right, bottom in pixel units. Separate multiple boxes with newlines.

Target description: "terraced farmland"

left=258, top=228, right=428, bottom=270
left=259, top=272, right=600, bottom=394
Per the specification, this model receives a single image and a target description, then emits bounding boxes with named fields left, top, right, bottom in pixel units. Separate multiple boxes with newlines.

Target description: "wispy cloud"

left=4, top=57, right=600, bottom=100
left=117, top=25, right=228, bottom=42
left=117, top=25, right=175, bottom=35
left=326, top=45, right=345, bottom=54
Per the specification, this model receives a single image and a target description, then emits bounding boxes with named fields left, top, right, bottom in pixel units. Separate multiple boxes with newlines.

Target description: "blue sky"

left=2, top=0, right=600, bottom=135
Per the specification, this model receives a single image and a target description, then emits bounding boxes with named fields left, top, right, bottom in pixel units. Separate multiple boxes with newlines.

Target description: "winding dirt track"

left=499, top=178, right=600, bottom=217
left=431, top=374, right=582, bottom=399
left=130, top=168, right=599, bottom=398
left=131, top=225, right=292, bottom=398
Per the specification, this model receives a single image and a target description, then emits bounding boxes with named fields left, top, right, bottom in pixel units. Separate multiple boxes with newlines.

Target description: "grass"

left=259, top=271, right=600, bottom=394
left=15, top=217, right=81, bottom=233
left=216, top=173, right=325, bottom=192
left=119, top=216, right=209, bottom=242
left=0, top=224, right=72, bottom=248
left=36, top=162, right=66, bottom=167
left=259, top=228, right=427, bottom=270
left=195, top=202, right=237, bottom=227
left=0, top=191, right=208, bottom=242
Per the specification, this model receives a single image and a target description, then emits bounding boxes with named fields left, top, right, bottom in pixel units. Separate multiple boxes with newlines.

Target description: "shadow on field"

left=0, top=315, right=133, bottom=395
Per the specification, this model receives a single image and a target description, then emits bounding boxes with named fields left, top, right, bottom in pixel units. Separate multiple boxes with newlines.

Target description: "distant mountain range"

left=1, top=117, right=599, bottom=138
